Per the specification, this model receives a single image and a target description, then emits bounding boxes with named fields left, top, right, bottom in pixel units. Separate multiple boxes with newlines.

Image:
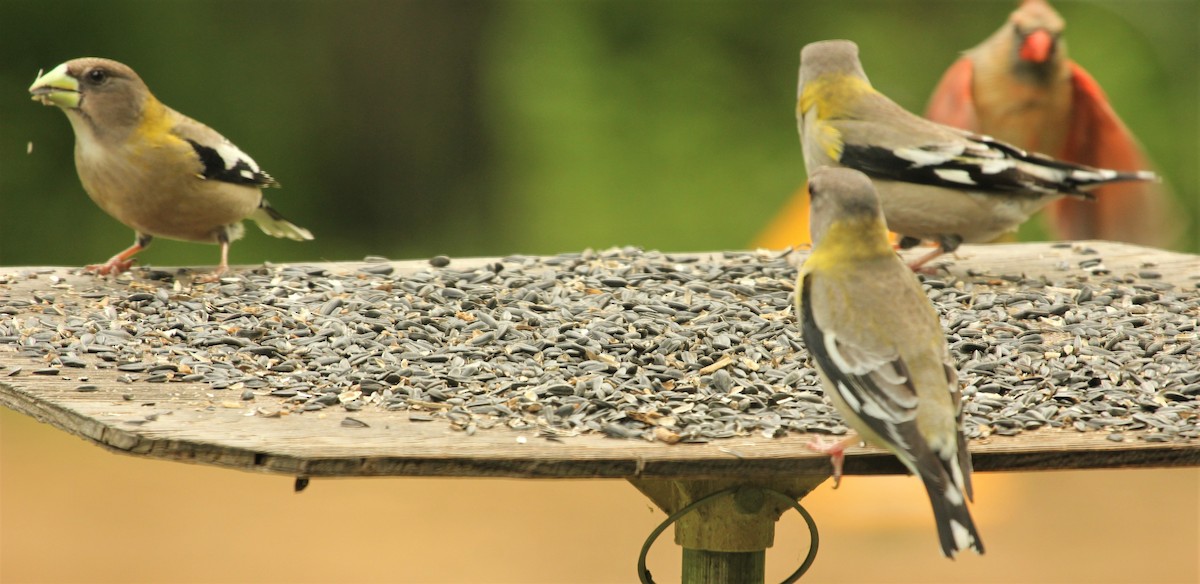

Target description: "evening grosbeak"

left=926, top=0, right=1177, bottom=247
left=29, top=58, right=312, bottom=277
left=797, top=166, right=983, bottom=558
left=798, top=40, right=1155, bottom=270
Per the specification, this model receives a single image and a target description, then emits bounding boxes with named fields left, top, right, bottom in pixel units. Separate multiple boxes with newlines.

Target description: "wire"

left=637, top=486, right=819, bottom=583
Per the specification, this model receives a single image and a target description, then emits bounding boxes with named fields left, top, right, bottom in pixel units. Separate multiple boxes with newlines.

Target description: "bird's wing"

left=800, top=275, right=932, bottom=462
left=924, top=56, right=980, bottom=132
left=838, top=125, right=1142, bottom=199
left=799, top=268, right=981, bottom=557
left=1045, top=63, right=1178, bottom=244
left=171, top=113, right=279, bottom=188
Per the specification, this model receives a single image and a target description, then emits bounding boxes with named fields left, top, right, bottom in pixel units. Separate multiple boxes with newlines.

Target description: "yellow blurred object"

left=754, top=182, right=812, bottom=249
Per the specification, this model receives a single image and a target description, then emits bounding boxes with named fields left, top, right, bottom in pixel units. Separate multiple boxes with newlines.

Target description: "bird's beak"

left=29, top=63, right=80, bottom=109
left=1019, top=29, right=1054, bottom=64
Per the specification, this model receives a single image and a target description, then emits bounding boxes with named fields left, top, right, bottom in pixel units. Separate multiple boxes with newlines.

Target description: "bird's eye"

left=86, top=69, right=109, bottom=84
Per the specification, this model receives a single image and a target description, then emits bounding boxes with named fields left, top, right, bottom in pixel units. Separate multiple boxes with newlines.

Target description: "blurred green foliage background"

left=2, top=0, right=1196, bottom=268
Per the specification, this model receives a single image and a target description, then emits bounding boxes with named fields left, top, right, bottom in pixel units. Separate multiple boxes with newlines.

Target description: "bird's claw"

left=910, top=261, right=950, bottom=275
left=193, top=265, right=229, bottom=284
left=85, top=257, right=135, bottom=275
left=806, top=435, right=849, bottom=489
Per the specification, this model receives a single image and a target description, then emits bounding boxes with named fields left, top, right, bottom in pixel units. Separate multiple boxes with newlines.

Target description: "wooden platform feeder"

left=3, top=241, right=1199, bottom=583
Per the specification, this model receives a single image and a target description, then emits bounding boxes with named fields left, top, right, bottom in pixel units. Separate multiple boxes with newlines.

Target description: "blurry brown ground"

left=1, top=407, right=1197, bottom=583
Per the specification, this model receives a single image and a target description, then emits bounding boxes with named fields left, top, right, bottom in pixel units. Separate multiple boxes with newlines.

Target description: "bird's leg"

left=906, top=246, right=946, bottom=272
left=907, top=235, right=962, bottom=273
left=86, top=234, right=152, bottom=275
left=216, top=235, right=230, bottom=276
left=195, top=234, right=231, bottom=284
left=895, top=235, right=944, bottom=271
left=897, top=235, right=944, bottom=273
left=806, top=434, right=862, bottom=489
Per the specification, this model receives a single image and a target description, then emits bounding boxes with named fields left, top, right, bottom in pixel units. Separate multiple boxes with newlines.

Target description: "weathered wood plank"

left=2, top=348, right=1197, bottom=478
left=2, top=241, right=1199, bottom=479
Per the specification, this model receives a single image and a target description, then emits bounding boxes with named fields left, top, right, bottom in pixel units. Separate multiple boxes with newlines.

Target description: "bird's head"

left=798, top=40, right=871, bottom=97
left=806, top=167, right=887, bottom=248
left=30, top=58, right=150, bottom=131
left=1009, top=0, right=1065, bottom=65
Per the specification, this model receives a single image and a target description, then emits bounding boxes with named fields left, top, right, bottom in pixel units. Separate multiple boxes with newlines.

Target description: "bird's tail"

left=251, top=201, right=313, bottom=241
left=1051, top=165, right=1158, bottom=200
left=920, top=472, right=984, bottom=559
left=1073, top=168, right=1158, bottom=192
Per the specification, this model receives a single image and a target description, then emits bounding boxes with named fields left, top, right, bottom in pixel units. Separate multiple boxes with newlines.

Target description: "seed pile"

left=1, top=247, right=1198, bottom=444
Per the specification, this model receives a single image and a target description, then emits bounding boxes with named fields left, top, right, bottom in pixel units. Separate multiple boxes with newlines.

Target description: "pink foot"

left=194, top=241, right=233, bottom=283
left=806, top=435, right=858, bottom=489
left=194, top=264, right=229, bottom=284
left=909, top=263, right=947, bottom=276
left=85, top=240, right=146, bottom=276
left=906, top=249, right=947, bottom=273
left=85, top=257, right=135, bottom=275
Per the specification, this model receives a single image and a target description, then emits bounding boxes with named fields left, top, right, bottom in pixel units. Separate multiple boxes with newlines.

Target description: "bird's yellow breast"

left=802, top=216, right=893, bottom=273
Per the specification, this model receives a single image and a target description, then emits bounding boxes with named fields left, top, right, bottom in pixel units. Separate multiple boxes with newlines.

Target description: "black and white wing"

left=841, top=132, right=1154, bottom=198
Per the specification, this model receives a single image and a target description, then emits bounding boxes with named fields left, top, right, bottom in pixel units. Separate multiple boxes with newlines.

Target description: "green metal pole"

left=682, top=549, right=765, bottom=584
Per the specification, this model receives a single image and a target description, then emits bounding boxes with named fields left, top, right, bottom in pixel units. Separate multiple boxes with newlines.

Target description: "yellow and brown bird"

left=797, top=40, right=1156, bottom=269
left=797, top=166, right=983, bottom=558
left=29, top=58, right=312, bottom=277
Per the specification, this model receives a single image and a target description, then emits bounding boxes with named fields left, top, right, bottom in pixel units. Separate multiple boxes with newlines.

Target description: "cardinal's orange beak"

left=1019, top=29, right=1055, bottom=63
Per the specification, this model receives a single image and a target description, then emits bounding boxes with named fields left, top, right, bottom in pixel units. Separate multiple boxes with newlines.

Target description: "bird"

left=796, top=166, right=983, bottom=558
left=925, top=0, right=1177, bottom=247
left=29, top=57, right=312, bottom=278
left=797, top=39, right=1156, bottom=270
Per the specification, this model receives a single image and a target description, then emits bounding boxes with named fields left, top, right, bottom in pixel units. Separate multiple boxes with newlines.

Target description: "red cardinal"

left=925, top=0, right=1177, bottom=246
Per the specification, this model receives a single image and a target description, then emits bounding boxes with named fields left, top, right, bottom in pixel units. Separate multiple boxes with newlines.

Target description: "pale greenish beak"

left=29, top=63, right=80, bottom=109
